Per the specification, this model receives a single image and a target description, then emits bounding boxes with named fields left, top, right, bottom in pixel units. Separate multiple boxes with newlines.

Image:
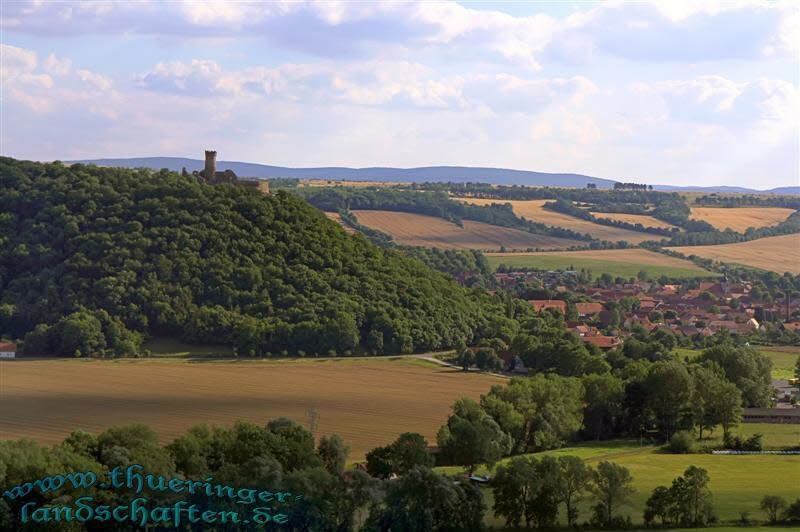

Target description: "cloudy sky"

left=2, top=1, right=798, bottom=187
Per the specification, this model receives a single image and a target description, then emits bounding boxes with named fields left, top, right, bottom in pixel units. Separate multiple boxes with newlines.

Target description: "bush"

left=666, top=430, right=695, bottom=453
left=723, top=432, right=763, bottom=451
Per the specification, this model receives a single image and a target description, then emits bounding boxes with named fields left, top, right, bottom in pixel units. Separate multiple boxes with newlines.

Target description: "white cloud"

left=4, top=1, right=793, bottom=65
left=43, top=53, right=71, bottom=76
left=76, top=69, right=113, bottom=91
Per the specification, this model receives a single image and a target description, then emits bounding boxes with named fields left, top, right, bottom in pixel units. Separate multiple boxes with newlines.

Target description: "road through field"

left=0, top=357, right=503, bottom=461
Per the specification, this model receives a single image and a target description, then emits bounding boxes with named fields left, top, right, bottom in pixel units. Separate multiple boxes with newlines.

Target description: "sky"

left=1, top=0, right=798, bottom=188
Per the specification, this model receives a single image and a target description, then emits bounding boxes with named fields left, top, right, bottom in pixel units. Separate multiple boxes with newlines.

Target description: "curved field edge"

left=455, top=197, right=661, bottom=245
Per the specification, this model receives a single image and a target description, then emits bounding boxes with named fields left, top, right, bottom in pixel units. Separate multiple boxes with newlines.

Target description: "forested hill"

left=0, top=157, right=502, bottom=357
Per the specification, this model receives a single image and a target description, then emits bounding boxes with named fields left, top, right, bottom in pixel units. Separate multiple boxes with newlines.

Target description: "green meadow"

left=437, top=438, right=800, bottom=528
left=485, top=254, right=717, bottom=280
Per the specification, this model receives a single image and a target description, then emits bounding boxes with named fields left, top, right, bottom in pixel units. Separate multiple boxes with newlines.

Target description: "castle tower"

left=204, top=150, right=217, bottom=181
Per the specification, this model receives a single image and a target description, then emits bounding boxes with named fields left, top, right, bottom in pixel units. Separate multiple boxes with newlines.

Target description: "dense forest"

left=0, top=157, right=512, bottom=357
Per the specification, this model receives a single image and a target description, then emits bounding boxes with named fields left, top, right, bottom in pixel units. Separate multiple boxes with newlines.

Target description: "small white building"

left=0, top=342, right=17, bottom=359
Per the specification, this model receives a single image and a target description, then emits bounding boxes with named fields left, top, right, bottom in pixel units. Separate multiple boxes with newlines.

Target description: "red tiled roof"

left=528, top=300, right=567, bottom=312
left=576, top=302, right=604, bottom=315
left=582, top=336, right=621, bottom=348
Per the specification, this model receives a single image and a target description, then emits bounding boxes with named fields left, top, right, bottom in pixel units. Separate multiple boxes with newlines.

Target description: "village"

left=489, top=272, right=800, bottom=348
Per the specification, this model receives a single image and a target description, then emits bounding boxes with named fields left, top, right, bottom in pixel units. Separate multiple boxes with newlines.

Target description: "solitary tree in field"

left=760, top=495, right=787, bottom=524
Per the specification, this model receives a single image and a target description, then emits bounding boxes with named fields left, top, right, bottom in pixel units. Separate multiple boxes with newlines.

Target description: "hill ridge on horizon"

left=65, top=156, right=799, bottom=195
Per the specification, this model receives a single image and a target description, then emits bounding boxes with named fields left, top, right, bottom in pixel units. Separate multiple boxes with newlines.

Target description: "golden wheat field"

left=351, top=210, right=582, bottom=250
left=0, top=357, right=503, bottom=461
left=689, top=206, right=796, bottom=232
left=589, top=212, right=680, bottom=230
left=455, top=198, right=659, bottom=244
left=671, top=233, right=800, bottom=274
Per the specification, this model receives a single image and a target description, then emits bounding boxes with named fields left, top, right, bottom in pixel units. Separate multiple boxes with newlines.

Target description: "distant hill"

left=67, top=157, right=618, bottom=188
left=652, top=184, right=800, bottom=195
left=68, top=156, right=798, bottom=194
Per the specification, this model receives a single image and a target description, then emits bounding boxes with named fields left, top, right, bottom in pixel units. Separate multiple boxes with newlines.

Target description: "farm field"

left=440, top=440, right=800, bottom=525
left=351, top=210, right=582, bottom=251
left=455, top=198, right=660, bottom=244
left=671, top=233, right=800, bottom=274
left=323, top=211, right=357, bottom=234
left=486, top=248, right=716, bottom=279
left=590, top=211, right=680, bottom=230
left=0, top=357, right=503, bottom=461
left=690, top=206, right=796, bottom=232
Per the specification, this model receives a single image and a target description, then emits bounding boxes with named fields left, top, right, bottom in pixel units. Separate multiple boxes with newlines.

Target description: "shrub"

left=666, top=430, right=695, bottom=453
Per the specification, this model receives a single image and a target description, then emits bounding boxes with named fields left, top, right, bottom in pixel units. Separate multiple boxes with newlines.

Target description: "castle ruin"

left=189, top=150, right=269, bottom=194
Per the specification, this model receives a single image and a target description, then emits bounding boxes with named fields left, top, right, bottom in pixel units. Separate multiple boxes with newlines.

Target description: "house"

left=576, top=302, right=604, bottom=317
left=783, top=321, right=800, bottom=333
left=528, top=300, right=567, bottom=313
left=742, top=408, right=800, bottom=424
left=0, top=342, right=16, bottom=359
left=582, top=335, right=621, bottom=350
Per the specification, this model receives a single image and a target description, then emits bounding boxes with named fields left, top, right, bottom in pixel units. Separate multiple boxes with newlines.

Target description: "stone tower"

left=204, top=150, right=217, bottom=180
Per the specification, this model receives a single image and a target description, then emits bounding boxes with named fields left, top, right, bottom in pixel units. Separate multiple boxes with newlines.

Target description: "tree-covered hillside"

left=0, top=157, right=503, bottom=357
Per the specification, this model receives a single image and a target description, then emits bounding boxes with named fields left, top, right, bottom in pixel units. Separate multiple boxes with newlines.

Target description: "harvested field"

left=351, top=210, right=582, bottom=251
left=690, top=206, right=796, bottom=232
left=455, top=198, right=660, bottom=244
left=487, top=248, right=715, bottom=279
left=590, top=212, right=680, bottom=230
left=0, top=357, right=503, bottom=461
left=671, top=233, right=800, bottom=274
left=323, top=211, right=357, bottom=234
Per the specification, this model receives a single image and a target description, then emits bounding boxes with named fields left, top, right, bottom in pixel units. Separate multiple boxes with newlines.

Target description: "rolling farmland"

left=456, top=198, right=661, bottom=244
left=0, top=357, right=503, bottom=461
left=689, top=206, right=796, bottom=232
left=351, top=210, right=582, bottom=250
left=671, top=233, right=800, bottom=274
left=486, top=248, right=715, bottom=279
left=590, top=212, right=680, bottom=230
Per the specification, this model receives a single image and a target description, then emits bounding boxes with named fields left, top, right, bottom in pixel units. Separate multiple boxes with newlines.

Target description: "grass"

left=143, top=336, right=234, bottom=357
left=437, top=439, right=800, bottom=527
left=0, top=356, right=503, bottom=461
left=486, top=249, right=716, bottom=279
